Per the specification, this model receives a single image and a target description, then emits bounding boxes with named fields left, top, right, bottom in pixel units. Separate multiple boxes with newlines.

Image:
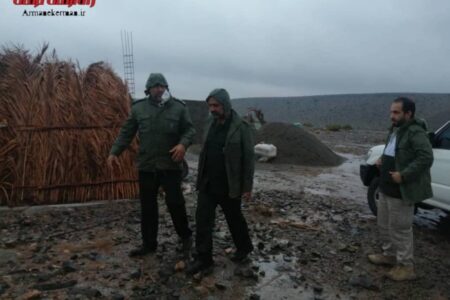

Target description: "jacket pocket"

left=396, top=146, right=413, bottom=167
left=138, top=116, right=153, bottom=133
left=164, top=116, right=179, bottom=134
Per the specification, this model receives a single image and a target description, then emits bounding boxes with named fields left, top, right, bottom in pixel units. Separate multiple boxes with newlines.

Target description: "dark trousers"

left=195, top=189, right=253, bottom=263
left=138, top=170, right=192, bottom=249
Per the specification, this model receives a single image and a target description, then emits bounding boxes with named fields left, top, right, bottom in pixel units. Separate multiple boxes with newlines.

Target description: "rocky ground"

left=1, top=129, right=449, bottom=300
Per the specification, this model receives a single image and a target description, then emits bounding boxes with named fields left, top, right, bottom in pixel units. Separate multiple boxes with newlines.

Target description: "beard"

left=211, top=111, right=221, bottom=117
left=392, top=117, right=405, bottom=127
left=150, top=89, right=167, bottom=102
left=153, top=93, right=164, bottom=101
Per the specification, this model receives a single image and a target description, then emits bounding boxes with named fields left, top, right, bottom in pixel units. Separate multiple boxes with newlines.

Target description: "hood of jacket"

left=206, top=88, right=232, bottom=117
left=395, top=117, right=429, bottom=132
left=145, top=73, right=168, bottom=89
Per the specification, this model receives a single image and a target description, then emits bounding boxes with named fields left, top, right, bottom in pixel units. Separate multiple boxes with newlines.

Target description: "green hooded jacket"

left=110, top=91, right=196, bottom=171
left=196, top=88, right=255, bottom=198
left=385, top=118, right=434, bottom=203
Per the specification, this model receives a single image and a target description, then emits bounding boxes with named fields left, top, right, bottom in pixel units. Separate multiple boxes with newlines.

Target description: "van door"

left=429, top=122, right=450, bottom=211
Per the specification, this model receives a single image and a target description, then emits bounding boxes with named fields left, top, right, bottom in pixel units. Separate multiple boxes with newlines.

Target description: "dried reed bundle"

left=0, top=44, right=139, bottom=206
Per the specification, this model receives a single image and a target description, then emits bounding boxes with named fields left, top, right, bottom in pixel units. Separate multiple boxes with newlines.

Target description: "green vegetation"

left=325, top=124, right=353, bottom=131
left=342, top=124, right=353, bottom=130
left=325, top=124, right=342, bottom=131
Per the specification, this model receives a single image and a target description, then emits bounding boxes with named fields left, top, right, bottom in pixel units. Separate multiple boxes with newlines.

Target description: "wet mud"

left=1, top=130, right=449, bottom=300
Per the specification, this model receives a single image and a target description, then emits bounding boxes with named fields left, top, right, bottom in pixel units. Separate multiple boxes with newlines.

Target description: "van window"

left=435, top=125, right=450, bottom=150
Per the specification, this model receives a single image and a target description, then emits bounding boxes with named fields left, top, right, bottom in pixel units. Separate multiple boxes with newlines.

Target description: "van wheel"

left=368, top=177, right=380, bottom=216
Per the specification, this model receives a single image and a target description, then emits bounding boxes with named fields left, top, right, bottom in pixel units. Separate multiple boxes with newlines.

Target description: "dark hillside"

left=232, top=93, right=450, bottom=131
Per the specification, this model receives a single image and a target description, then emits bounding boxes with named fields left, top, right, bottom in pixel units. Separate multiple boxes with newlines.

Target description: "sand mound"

left=256, top=122, right=344, bottom=166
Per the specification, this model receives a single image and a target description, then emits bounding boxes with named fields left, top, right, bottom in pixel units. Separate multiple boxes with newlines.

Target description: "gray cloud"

left=1, top=0, right=449, bottom=99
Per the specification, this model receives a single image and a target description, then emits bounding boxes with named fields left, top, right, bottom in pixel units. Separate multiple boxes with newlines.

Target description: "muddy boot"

left=368, top=254, right=396, bottom=266
left=186, top=259, right=214, bottom=275
left=386, top=265, right=417, bottom=281
left=129, top=246, right=156, bottom=257
left=230, top=250, right=251, bottom=263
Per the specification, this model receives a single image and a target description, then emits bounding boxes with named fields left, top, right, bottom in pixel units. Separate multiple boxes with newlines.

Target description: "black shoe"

left=129, top=246, right=156, bottom=257
left=186, top=259, right=214, bottom=275
left=230, top=250, right=251, bottom=263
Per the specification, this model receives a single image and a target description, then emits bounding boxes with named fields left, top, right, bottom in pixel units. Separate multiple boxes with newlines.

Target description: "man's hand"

left=242, top=192, right=252, bottom=201
left=390, top=171, right=402, bottom=184
left=169, top=144, right=186, bottom=162
left=107, top=154, right=120, bottom=169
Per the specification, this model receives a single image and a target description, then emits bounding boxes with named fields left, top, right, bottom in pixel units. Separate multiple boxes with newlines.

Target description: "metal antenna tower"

left=121, top=30, right=135, bottom=97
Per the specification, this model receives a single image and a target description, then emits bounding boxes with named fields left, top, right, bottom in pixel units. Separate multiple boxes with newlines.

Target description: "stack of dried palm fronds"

left=0, top=44, right=139, bottom=206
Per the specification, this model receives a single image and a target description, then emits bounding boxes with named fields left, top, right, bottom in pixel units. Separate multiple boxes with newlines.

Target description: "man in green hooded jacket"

left=187, top=88, right=255, bottom=275
left=108, top=73, right=195, bottom=257
left=368, top=97, right=433, bottom=281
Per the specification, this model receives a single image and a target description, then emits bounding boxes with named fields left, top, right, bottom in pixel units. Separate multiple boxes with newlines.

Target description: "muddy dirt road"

left=1, top=129, right=449, bottom=300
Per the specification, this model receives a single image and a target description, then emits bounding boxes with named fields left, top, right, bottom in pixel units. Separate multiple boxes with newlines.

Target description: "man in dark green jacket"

left=368, top=97, right=433, bottom=281
left=187, top=88, right=255, bottom=275
left=108, top=73, right=195, bottom=257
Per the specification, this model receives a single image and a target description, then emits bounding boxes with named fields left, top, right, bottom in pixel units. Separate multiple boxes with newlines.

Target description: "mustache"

left=391, top=118, right=404, bottom=127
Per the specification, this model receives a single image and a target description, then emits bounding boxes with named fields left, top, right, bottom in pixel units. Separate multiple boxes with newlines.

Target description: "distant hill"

left=232, top=93, right=450, bottom=131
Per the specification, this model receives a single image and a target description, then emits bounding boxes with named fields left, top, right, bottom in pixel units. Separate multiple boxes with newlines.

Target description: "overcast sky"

left=1, top=0, right=449, bottom=99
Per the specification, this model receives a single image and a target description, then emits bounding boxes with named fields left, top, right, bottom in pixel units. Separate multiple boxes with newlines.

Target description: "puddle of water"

left=251, top=254, right=314, bottom=300
left=304, top=187, right=330, bottom=196
left=415, top=208, right=450, bottom=233
left=250, top=254, right=346, bottom=299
